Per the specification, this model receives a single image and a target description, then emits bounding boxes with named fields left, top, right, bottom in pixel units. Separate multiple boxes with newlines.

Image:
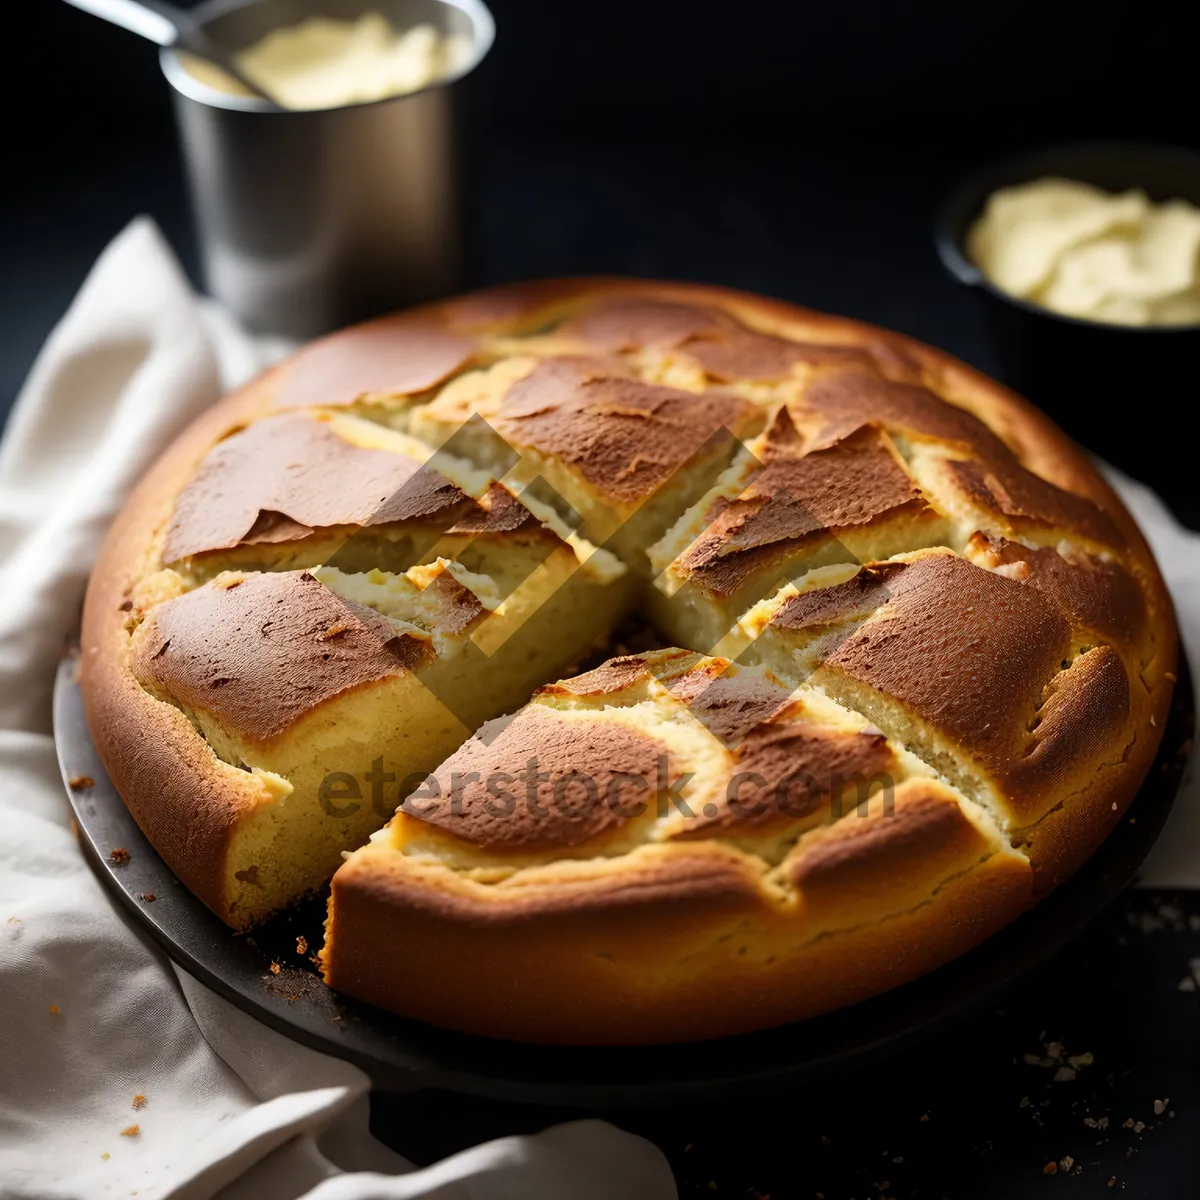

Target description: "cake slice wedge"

left=322, top=649, right=1032, bottom=1043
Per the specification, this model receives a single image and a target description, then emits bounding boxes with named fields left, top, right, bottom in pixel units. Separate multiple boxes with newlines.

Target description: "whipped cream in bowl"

left=934, top=141, right=1200, bottom=499
left=967, top=178, right=1200, bottom=328
left=180, top=11, right=475, bottom=110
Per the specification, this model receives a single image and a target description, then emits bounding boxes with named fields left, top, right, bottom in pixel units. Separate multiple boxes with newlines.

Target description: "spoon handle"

left=62, top=0, right=186, bottom=47
left=63, top=0, right=281, bottom=105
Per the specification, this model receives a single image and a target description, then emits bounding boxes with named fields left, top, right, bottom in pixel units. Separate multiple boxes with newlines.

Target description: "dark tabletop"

left=375, top=890, right=1200, bottom=1199
left=6, top=2, right=1199, bottom=1196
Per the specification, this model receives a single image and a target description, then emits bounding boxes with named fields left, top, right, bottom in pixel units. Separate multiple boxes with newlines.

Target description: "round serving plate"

left=54, top=650, right=1194, bottom=1107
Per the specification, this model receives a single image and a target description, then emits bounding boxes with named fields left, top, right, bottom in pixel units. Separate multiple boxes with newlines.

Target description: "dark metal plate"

left=54, top=651, right=1193, bottom=1107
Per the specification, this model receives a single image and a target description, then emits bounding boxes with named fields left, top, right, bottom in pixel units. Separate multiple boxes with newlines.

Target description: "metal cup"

left=160, top=0, right=494, bottom=338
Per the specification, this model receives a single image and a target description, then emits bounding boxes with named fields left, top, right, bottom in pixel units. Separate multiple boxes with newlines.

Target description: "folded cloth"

left=0, top=219, right=678, bottom=1200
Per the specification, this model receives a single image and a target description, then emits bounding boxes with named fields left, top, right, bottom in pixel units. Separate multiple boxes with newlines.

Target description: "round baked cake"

left=81, top=279, right=1177, bottom=1045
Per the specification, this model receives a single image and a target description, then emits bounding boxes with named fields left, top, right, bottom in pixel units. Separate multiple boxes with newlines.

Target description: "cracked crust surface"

left=80, top=278, right=1176, bottom=1043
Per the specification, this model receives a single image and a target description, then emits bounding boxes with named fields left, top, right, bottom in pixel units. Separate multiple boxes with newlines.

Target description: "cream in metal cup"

left=160, top=0, right=495, bottom=338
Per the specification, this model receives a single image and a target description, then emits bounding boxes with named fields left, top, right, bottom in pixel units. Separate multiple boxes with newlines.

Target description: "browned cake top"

left=708, top=428, right=918, bottom=546
left=794, top=368, right=1120, bottom=544
left=163, top=414, right=472, bottom=563
left=785, top=779, right=989, bottom=893
left=679, top=720, right=896, bottom=838
left=557, top=297, right=880, bottom=380
left=541, top=653, right=667, bottom=698
left=142, top=283, right=1161, bottom=788
left=134, top=571, right=430, bottom=742
left=965, top=532, right=1144, bottom=641
left=414, top=566, right=489, bottom=634
left=677, top=418, right=932, bottom=598
left=799, top=368, right=1009, bottom=453
left=770, top=562, right=901, bottom=633
left=819, top=552, right=1073, bottom=763
left=1003, top=644, right=1131, bottom=803
left=408, top=706, right=668, bottom=851
left=447, top=482, right=543, bottom=538
left=273, top=321, right=477, bottom=409
left=492, top=357, right=757, bottom=505
left=541, top=650, right=797, bottom=748
left=943, top=457, right=1120, bottom=545
left=664, top=667, right=794, bottom=747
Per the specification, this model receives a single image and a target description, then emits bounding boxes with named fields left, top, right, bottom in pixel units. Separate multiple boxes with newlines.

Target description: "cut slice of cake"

left=741, top=547, right=1137, bottom=886
left=647, top=407, right=950, bottom=653
left=128, top=525, right=628, bottom=927
left=405, top=355, right=765, bottom=566
left=323, top=649, right=1031, bottom=1043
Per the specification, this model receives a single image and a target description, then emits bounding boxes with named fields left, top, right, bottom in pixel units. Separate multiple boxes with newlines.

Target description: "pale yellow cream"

left=967, top=178, right=1200, bottom=326
left=180, top=13, right=472, bottom=110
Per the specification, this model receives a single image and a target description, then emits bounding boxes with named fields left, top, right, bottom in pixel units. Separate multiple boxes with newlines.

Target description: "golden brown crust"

left=415, top=568, right=488, bottom=635
left=492, top=357, right=757, bottom=507
left=675, top=722, right=894, bottom=839
left=556, top=296, right=882, bottom=380
left=404, top=706, right=668, bottom=852
left=163, top=414, right=471, bottom=563
left=447, top=481, right=542, bottom=538
left=271, top=319, right=477, bottom=409
left=82, top=572, right=261, bottom=918
left=820, top=553, right=1074, bottom=773
left=541, top=652, right=664, bottom=698
left=679, top=423, right=931, bottom=599
left=662, top=666, right=794, bottom=747
left=133, top=571, right=431, bottom=745
left=81, top=276, right=1178, bottom=1041
left=771, top=562, right=900, bottom=632
left=323, top=782, right=1035, bottom=1044
left=942, top=456, right=1119, bottom=546
left=965, top=531, right=1145, bottom=642
left=792, top=367, right=1121, bottom=545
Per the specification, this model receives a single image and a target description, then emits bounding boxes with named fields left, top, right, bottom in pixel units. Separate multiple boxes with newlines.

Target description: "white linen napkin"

left=0, top=219, right=678, bottom=1200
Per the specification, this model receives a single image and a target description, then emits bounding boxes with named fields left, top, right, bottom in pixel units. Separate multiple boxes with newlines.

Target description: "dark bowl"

left=935, top=141, right=1200, bottom=505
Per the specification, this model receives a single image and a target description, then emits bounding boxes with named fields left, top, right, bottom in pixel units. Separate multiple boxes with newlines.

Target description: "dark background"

left=5, top=0, right=1197, bottom=446
left=5, top=2, right=1199, bottom=1196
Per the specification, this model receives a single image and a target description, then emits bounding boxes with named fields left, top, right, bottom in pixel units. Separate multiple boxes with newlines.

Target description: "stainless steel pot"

left=160, top=0, right=494, bottom=338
